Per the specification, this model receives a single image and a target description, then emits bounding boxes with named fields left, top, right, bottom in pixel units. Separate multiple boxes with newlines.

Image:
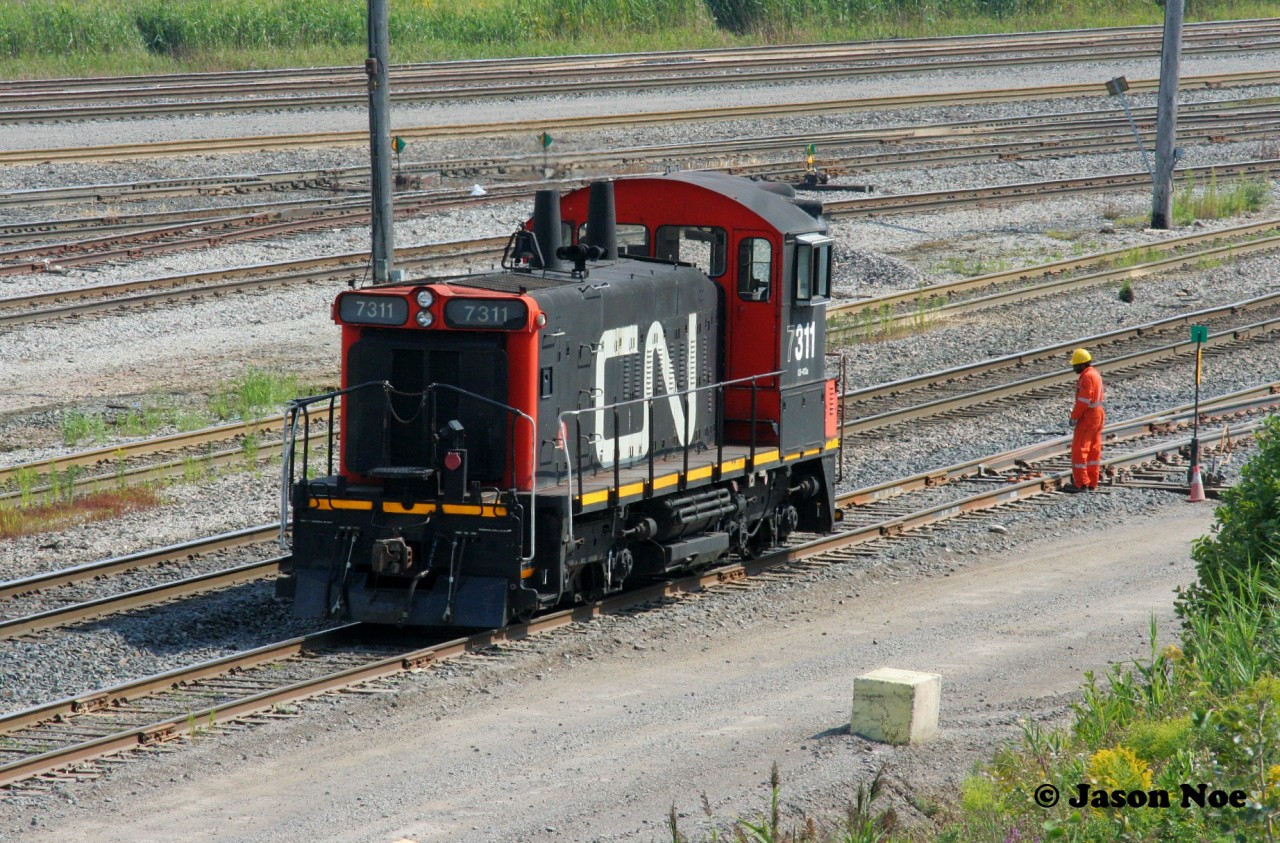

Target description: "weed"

left=15, top=467, right=38, bottom=507
left=114, top=448, right=128, bottom=489
left=60, top=410, right=106, bottom=446
left=182, top=456, right=206, bottom=484
left=1173, top=170, right=1271, bottom=226
left=0, top=486, right=160, bottom=539
left=1117, top=279, right=1135, bottom=302
left=213, top=368, right=300, bottom=421
left=938, top=254, right=1008, bottom=277
left=241, top=432, right=261, bottom=473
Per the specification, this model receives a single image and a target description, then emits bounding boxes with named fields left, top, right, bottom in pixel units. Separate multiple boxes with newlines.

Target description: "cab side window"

left=794, top=234, right=833, bottom=303
left=655, top=225, right=727, bottom=277
left=736, top=238, right=772, bottom=302
left=576, top=222, right=649, bottom=256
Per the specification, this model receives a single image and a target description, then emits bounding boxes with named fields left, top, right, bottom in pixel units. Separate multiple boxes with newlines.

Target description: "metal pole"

left=1190, top=338, right=1202, bottom=477
left=1151, top=0, right=1184, bottom=229
left=366, top=0, right=395, bottom=284
left=1116, top=93, right=1153, bottom=179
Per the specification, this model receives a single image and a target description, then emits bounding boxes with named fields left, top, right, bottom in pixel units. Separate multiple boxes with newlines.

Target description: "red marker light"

left=445, top=451, right=463, bottom=471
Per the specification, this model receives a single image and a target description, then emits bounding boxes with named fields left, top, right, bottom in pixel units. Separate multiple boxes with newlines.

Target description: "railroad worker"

left=1066, top=348, right=1105, bottom=492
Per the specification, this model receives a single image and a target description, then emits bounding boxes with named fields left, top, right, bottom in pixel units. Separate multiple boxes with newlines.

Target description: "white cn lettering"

left=593, top=313, right=698, bottom=467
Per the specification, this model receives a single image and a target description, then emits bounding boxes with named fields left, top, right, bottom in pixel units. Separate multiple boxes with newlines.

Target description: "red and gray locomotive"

left=278, top=172, right=841, bottom=628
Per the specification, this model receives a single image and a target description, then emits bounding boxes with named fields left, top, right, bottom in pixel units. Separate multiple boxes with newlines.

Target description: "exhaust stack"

left=582, top=181, right=619, bottom=260
left=531, top=190, right=570, bottom=272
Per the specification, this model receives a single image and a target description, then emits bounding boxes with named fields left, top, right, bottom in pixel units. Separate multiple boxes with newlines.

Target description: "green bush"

left=1180, top=415, right=1280, bottom=623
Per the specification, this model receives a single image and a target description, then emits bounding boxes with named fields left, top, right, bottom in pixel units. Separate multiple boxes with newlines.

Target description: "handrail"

left=279, top=380, right=537, bottom=562
left=555, top=369, right=784, bottom=542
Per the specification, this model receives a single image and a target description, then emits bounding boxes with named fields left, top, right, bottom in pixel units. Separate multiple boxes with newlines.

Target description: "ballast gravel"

left=1, top=41, right=1278, bottom=840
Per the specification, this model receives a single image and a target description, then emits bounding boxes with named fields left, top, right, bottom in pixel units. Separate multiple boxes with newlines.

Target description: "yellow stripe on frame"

left=617, top=482, right=646, bottom=500
left=309, top=498, right=373, bottom=511
left=310, top=499, right=507, bottom=517
left=652, top=474, right=680, bottom=490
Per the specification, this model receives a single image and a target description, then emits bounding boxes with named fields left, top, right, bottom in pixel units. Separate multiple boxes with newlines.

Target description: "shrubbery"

left=947, top=415, right=1280, bottom=841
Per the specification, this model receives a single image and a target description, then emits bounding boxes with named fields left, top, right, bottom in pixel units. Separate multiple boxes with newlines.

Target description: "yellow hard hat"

left=1071, top=348, right=1092, bottom=366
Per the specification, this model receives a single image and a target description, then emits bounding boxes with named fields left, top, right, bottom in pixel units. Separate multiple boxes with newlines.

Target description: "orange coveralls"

left=1070, top=365, right=1105, bottom=488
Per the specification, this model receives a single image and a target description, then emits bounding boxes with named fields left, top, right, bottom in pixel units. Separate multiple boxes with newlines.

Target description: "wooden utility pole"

left=366, top=0, right=395, bottom=283
left=1151, top=0, right=1184, bottom=229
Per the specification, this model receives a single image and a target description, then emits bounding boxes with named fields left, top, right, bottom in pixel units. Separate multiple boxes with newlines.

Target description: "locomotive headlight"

left=415, top=289, right=435, bottom=308
left=416, top=310, right=435, bottom=327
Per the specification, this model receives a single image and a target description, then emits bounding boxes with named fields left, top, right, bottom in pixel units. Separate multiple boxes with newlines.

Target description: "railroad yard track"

left=2, top=159, right=1280, bottom=335
left=4, top=242, right=1278, bottom=502
left=0, top=20, right=1275, bottom=123
left=1, top=96, right=1276, bottom=220
left=0, top=389, right=1269, bottom=790
left=3, top=69, right=1278, bottom=166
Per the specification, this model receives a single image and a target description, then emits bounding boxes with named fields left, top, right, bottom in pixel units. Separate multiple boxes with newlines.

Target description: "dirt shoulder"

left=6, top=497, right=1214, bottom=842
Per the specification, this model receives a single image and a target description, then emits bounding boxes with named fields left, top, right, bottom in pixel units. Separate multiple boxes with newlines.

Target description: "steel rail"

left=842, top=313, right=1280, bottom=436
left=8, top=38, right=1279, bottom=124
left=0, top=241, right=504, bottom=328
left=7, top=22, right=1277, bottom=98
left=0, top=419, right=280, bottom=489
left=0, top=557, right=283, bottom=641
left=830, top=231, right=1280, bottom=342
left=829, top=217, right=1280, bottom=326
left=842, top=290, right=1280, bottom=409
left=822, top=158, right=1280, bottom=219
left=0, top=625, right=359, bottom=737
left=5, top=154, right=1277, bottom=309
left=1, top=70, right=1275, bottom=166
left=0, top=431, right=327, bottom=505
left=0, top=525, right=278, bottom=602
left=843, top=383, right=1280, bottom=505
left=0, top=402, right=1263, bottom=789
left=1, top=96, right=1274, bottom=214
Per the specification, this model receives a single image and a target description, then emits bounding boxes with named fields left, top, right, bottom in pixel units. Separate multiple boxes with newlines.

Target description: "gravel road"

left=1, top=42, right=1277, bottom=841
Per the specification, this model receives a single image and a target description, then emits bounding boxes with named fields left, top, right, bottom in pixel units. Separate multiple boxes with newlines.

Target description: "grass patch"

left=936, top=255, right=1009, bottom=277
left=209, top=367, right=303, bottom=422
left=54, top=366, right=312, bottom=451
left=0, top=486, right=161, bottom=539
left=0, top=1, right=1275, bottom=76
left=1173, top=171, right=1272, bottom=226
left=1108, top=244, right=1163, bottom=269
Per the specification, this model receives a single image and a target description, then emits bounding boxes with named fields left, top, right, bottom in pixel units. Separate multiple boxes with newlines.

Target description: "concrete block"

left=850, top=667, right=941, bottom=745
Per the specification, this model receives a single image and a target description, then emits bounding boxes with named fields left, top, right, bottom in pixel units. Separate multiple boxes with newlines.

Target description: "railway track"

left=0, top=525, right=277, bottom=604
left=4, top=174, right=1277, bottom=342
left=3, top=222, right=1277, bottom=503
left=0, top=391, right=1267, bottom=790
left=2, top=96, right=1275, bottom=218
left=2, top=21, right=1275, bottom=124
left=2, top=69, right=1277, bottom=166
left=828, top=219, right=1280, bottom=342
left=7, top=152, right=1275, bottom=279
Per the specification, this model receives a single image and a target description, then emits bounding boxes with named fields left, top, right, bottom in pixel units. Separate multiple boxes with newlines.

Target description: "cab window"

left=737, top=238, right=772, bottom=302
left=794, top=234, right=833, bottom=302
left=576, top=222, right=649, bottom=256
left=655, top=225, right=726, bottom=277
